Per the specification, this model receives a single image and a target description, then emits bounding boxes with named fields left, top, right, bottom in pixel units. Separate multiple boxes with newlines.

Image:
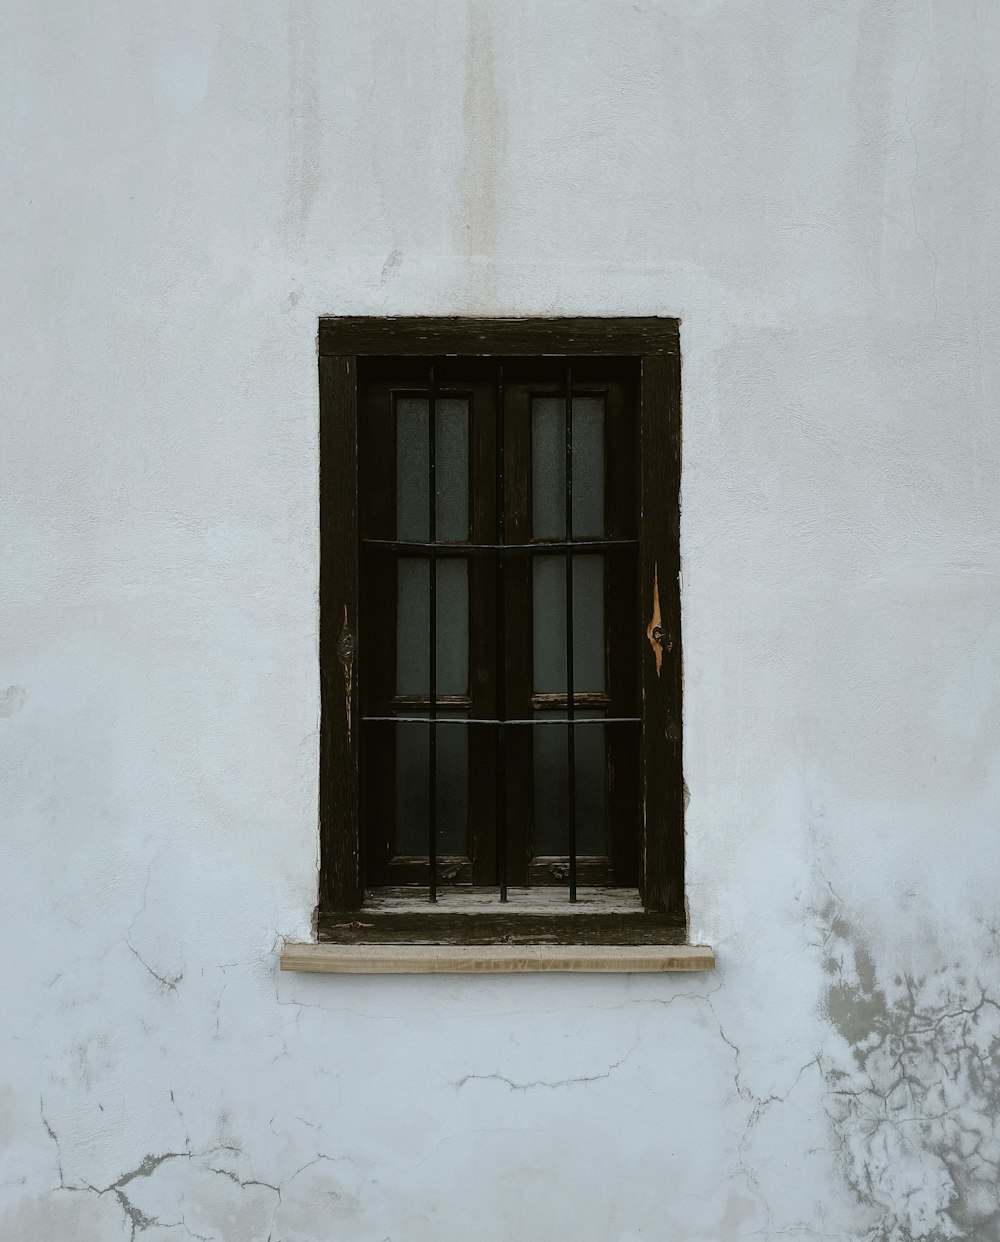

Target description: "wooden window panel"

left=318, top=319, right=683, bottom=942
left=359, top=360, right=497, bottom=888
left=500, top=360, right=638, bottom=889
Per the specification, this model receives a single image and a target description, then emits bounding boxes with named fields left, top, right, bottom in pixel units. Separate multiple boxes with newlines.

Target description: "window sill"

left=280, top=942, right=715, bottom=974
left=282, top=888, right=713, bottom=973
left=317, top=887, right=685, bottom=946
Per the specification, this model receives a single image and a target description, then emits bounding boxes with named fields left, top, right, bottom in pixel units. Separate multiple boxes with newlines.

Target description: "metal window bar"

left=495, top=362, right=508, bottom=901
left=564, top=363, right=577, bottom=902
left=365, top=716, right=639, bottom=726
left=427, top=362, right=437, bottom=903
left=363, top=538, right=637, bottom=554
left=378, top=360, right=631, bottom=903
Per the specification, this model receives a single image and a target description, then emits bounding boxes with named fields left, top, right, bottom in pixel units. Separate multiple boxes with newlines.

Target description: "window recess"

left=317, top=319, right=684, bottom=948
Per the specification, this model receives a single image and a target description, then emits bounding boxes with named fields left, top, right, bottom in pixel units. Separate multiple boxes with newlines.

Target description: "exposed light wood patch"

left=280, top=942, right=715, bottom=974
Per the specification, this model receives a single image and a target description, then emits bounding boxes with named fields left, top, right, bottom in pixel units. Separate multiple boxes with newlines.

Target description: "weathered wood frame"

left=318, top=317, right=683, bottom=941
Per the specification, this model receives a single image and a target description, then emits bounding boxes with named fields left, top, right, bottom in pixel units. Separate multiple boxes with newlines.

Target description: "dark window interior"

left=359, top=359, right=640, bottom=896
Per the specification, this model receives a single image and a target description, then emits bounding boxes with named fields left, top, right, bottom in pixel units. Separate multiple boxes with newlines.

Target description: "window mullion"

left=426, top=362, right=438, bottom=902
left=564, top=362, right=578, bottom=903
left=495, top=361, right=508, bottom=901
left=500, top=372, right=533, bottom=887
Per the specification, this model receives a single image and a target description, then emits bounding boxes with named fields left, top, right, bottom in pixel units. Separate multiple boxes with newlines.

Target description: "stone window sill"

left=280, top=942, right=715, bottom=974
left=284, top=890, right=713, bottom=973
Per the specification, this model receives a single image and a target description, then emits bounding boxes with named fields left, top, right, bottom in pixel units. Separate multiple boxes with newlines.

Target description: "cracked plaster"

left=817, top=891, right=1000, bottom=1241
left=3, top=1, right=1000, bottom=1239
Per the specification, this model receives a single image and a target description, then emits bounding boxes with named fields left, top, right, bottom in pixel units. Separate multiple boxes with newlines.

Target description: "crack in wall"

left=700, top=999, right=825, bottom=1239
left=125, top=856, right=184, bottom=992
left=451, top=1043, right=638, bottom=1092
left=815, top=886, right=1000, bottom=1241
left=126, top=939, right=183, bottom=992
left=38, top=1099, right=359, bottom=1242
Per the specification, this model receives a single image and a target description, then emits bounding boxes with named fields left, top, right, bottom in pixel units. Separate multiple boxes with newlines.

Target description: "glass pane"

left=532, top=395, right=604, bottom=538
left=532, top=555, right=604, bottom=694
left=532, top=712, right=606, bottom=856
left=395, top=715, right=467, bottom=857
left=396, top=559, right=468, bottom=696
left=396, top=397, right=469, bottom=541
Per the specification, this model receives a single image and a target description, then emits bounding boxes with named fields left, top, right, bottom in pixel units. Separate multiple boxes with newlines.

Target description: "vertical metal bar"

left=495, top=362, right=508, bottom=902
left=565, top=362, right=577, bottom=902
left=428, top=362, right=438, bottom=903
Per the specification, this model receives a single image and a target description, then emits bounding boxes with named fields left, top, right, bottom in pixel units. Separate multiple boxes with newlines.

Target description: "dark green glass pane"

left=396, top=397, right=469, bottom=541
left=396, top=559, right=468, bottom=696
left=531, top=395, right=604, bottom=539
left=394, top=717, right=467, bottom=857
left=532, top=555, right=604, bottom=694
left=532, top=713, right=606, bottom=856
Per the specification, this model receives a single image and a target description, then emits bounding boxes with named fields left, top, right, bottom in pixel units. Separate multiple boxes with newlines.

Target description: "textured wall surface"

left=3, top=2, right=1000, bottom=1239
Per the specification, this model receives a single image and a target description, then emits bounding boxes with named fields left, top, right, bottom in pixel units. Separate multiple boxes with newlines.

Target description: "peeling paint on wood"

left=646, top=565, right=663, bottom=677
left=337, top=605, right=354, bottom=747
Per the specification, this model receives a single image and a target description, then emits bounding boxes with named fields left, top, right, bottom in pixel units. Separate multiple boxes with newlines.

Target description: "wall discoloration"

left=380, top=246, right=403, bottom=284
left=3, top=0, right=1000, bottom=1238
left=459, top=3, right=504, bottom=266
left=286, top=0, right=321, bottom=236
left=0, top=685, right=26, bottom=718
left=818, top=891, right=1000, bottom=1240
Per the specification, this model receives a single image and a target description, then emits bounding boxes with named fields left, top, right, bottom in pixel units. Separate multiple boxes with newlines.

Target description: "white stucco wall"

left=3, top=1, right=1000, bottom=1238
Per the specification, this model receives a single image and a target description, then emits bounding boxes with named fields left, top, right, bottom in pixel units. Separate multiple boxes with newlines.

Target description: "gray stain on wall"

left=286, top=0, right=321, bottom=236
left=0, top=685, right=26, bottom=718
left=817, top=891, right=1000, bottom=1240
left=459, top=2, right=505, bottom=268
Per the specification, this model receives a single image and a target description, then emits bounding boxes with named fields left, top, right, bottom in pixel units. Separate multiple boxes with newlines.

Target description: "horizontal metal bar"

left=362, top=538, right=638, bottom=554
left=361, top=716, right=640, bottom=726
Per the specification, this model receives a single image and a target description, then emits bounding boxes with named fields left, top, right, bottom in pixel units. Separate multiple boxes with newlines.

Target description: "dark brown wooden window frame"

left=318, top=317, right=684, bottom=946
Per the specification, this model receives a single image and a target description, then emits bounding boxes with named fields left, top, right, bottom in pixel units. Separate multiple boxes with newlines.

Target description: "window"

left=318, top=318, right=683, bottom=946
